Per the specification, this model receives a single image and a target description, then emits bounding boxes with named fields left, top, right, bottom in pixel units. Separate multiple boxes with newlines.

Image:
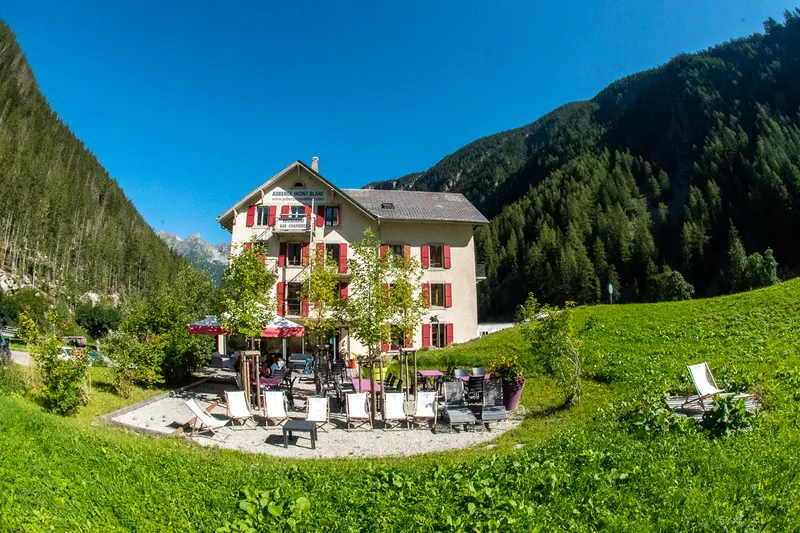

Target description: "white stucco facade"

left=218, top=160, right=487, bottom=358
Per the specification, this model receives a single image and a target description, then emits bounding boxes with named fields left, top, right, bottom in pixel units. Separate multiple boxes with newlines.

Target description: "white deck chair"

left=345, top=392, right=372, bottom=431
left=184, top=398, right=229, bottom=437
left=305, top=396, right=331, bottom=431
left=383, top=392, right=408, bottom=430
left=682, top=363, right=728, bottom=410
left=225, top=391, right=255, bottom=428
left=263, top=390, right=289, bottom=427
left=409, top=390, right=437, bottom=431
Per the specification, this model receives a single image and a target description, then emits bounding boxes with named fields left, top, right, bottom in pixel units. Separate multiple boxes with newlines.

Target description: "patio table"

left=458, top=374, right=491, bottom=382
left=283, top=419, right=317, bottom=449
left=418, top=370, right=444, bottom=390
left=351, top=378, right=381, bottom=393
left=253, top=377, right=281, bottom=389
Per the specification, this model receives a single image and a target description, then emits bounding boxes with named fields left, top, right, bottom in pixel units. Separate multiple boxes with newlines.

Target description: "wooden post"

left=255, top=351, right=262, bottom=412
left=379, top=356, right=385, bottom=420
left=413, top=350, right=418, bottom=396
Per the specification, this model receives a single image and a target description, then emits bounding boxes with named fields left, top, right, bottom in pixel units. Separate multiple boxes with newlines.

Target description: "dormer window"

left=293, top=181, right=305, bottom=189
left=381, top=202, right=395, bottom=209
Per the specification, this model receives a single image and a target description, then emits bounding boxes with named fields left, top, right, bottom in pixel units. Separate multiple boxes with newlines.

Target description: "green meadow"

left=2, top=280, right=799, bottom=531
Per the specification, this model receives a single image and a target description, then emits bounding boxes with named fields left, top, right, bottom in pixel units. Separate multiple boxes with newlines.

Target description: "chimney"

left=311, top=156, right=319, bottom=172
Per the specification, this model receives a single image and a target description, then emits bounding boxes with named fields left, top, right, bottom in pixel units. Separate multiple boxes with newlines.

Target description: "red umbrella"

left=262, top=317, right=304, bottom=338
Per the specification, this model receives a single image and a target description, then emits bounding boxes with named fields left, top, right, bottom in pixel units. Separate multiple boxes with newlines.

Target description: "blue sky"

left=0, top=1, right=790, bottom=243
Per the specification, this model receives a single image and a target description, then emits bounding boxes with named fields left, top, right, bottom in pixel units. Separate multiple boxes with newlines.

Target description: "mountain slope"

left=0, top=20, right=185, bottom=296
left=158, top=232, right=229, bottom=286
left=369, top=12, right=800, bottom=319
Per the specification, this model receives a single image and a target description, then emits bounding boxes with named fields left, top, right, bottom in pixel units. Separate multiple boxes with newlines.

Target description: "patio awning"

left=262, top=317, right=304, bottom=338
left=187, top=316, right=229, bottom=335
left=187, top=315, right=304, bottom=338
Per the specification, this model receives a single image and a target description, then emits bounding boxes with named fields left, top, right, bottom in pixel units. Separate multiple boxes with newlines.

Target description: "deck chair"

left=682, top=362, right=728, bottom=410
left=184, top=398, right=229, bottom=437
left=472, top=367, right=487, bottom=377
left=409, top=390, right=438, bottom=431
left=481, top=379, right=508, bottom=429
left=262, top=390, right=289, bottom=427
left=345, top=392, right=372, bottom=431
left=224, top=391, right=255, bottom=428
left=305, top=396, right=331, bottom=431
left=383, top=392, right=408, bottom=430
left=443, top=381, right=477, bottom=430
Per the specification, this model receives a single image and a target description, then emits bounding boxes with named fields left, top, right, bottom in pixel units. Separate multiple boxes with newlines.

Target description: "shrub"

left=700, top=395, right=756, bottom=438
left=75, top=303, right=121, bottom=340
left=103, top=331, right=166, bottom=397
left=31, top=337, right=90, bottom=415
left=216, top=487, right=310, bottom=533
left=0, top=360, right=27, bottom=395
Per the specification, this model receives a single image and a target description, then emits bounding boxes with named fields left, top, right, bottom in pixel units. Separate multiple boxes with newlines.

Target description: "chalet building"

left=217, top=158, right=488, bottom=357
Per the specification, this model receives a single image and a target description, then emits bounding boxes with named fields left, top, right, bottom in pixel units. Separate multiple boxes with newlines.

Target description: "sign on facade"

left=275, top=218, right=309, bottom=231
left=268, top=188, right=327, bottom=204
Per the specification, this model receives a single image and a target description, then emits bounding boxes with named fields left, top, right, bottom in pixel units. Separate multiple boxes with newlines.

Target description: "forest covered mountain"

left=0, top=21, right=185, bottom=297
left=157, top=232, right=229, bottom=286
left=369, top=11, right=800, bottom=320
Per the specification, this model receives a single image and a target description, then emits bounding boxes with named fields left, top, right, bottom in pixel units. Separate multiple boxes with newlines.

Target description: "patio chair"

left=454, top=368, right=469, bottom=380
left=481, top=379, right=508, bottom=429
left=472, top=367, right=487, bottom=377
left=224, top=390, right=255, bottom=428
left=345, top=392, right=373, bottom=431
left=263, top=390, right=290, bottom=427
left=394, top=378, right=404, bottom=393
left=184, top=398, right=229, bottom=437
left=305, top=396, right=331, bottom=432
left=409, top=390, right=437, bottom=431
left=443, top=381, right=477, bottom=430
left=383, top=392, right=409, bottom=430
left=682, top=363, right=729, bottom=411
left=466, top=375, right=485, bottom=403
left=272, top=369, right=286, bottom=382
left=334, top=379, right=355, bottom=413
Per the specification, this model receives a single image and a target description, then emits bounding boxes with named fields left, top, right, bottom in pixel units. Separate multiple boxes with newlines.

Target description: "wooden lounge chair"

left=682, top=362, right=729, bottom=411
left=305, top=396, right=331, bottom=432
left=481, top=379, right=508, bottom=429
left=409, top=390, right=437, bottom=431
left=184, top=398, right=229, bottom=438
left=346, top=392, right=373, bottom=431
left=224, top=390, right=255, bottom=428
left=383, top=392, right=408, bottom=430
left=262, top=390, right=290, bottom=427
left=443, top=381, right=477, bottom=430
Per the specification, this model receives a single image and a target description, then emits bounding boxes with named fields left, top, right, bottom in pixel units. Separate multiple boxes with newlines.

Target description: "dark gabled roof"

left=343, top=189, right=489, bottom=224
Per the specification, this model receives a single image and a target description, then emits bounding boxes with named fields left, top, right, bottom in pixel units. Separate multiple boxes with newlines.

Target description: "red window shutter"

left=316, top=206, right=325, bottom=227
left=244, top=242, right=253, bottom=251
left=422, top=283, right=430, bottom=307
left=339, top=243, right=348, bottom=274
left=421, top=245, right=430, bottom=268
left=268, top=205, right=277, bottom=226
left=278, top=243, right=287, bottom=267
left=281, top=205, right=290, bottom=218
left=443, top=245, right=451, bottom=269
left=246, top=205, right=256, bottom=227
left=405, top=331, right=414, bottom=349
left=446, top=323, right=454, bottom=346
left=301, top=299, right=309, bottom=317
left=445, top=283, right=452, bottom=308
left=304, top=205, right=312, bottom=221
left=380, top=244, right=388, bottom=258
left=302, top=243, right=310, bottom=266
left=422, top=324, right=431, bottom=347
left=316, top=242, right=325, bottom=265
left=340, top=282, right=349, bottom=300
left=277, top=282, right=285, bottom=317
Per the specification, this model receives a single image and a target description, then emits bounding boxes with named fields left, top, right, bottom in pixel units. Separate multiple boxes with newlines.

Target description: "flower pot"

left=350, top=359, right=357, bottom=370
left=502, top=379, right=525, bottom=411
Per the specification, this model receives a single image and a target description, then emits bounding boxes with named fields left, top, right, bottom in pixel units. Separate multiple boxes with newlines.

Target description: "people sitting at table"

left=270, top=355, right=285, bottom=376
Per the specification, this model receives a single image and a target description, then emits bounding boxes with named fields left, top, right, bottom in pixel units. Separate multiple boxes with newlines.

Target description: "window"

left=430, top=283, right=445, bottom=307
left=293, top=181, right=305, bottom=189
left=286, top=283, right=302, bottom=315
left=429, top=245, right=444, bottom=268
left=389, top=244, right=404, bottom=257
left=256, top=206, right=270, bottom=226
left=288, top=206, right=305, bottom=219
left=286, top=243, right=303, bottom=266
left=326, top=243, right=340, bottom=270
left=431, top=323, right=447, bottom=348
left=324, top=206, right=340, bottom=226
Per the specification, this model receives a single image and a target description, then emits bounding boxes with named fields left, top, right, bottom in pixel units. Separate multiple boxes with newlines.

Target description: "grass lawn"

left=1, top=280, right=800, bottom=531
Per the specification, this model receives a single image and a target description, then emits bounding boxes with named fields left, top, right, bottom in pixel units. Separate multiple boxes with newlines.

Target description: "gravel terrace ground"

left=111, top=371, right=523, bottom=459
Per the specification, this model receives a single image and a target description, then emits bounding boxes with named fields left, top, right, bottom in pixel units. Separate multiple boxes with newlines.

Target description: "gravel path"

left=111, top=374, right=523, bottom=459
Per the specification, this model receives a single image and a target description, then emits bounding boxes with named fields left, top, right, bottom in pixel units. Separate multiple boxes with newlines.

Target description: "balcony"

left=476, top=263, right=487, bottom=282
left=273, top=216, right=309, bottom=233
